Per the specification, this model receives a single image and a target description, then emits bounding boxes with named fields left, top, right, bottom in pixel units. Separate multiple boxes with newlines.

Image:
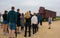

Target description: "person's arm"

left=7, top=12, right=10, bottom=23
left=36, top=17, right=38, bottom=24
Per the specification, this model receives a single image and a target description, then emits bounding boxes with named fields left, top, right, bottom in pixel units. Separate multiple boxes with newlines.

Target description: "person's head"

left=4, top=10, right=8, bottom=14
left=25, top=11, right=30, bottom=18
left=17, top=9, right=20, bottom=12
left=33, top=13, right=36, bottom=16
left=29, top=10, right=31, bottom=14
left=11, top=6, right=15, bottom=11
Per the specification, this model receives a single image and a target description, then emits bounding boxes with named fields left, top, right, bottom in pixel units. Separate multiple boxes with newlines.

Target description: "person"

left=29, top=11, right=32, bottom=18
left=16, top=9, right=21, bottom=34
left=29, top=11, right=32, bottom=27
left=2, top=10, right=8, bottom=35
left=48, top=16, right=52, bottom=29
left=20, top=13, right=24, bottom=31
left=37, top=12, right=42, bottom=26
left=8, top=6, right=17, bottom=38
left=24, top=11, right=31, bottom=37
left=31, top=13, right=38, bottom=34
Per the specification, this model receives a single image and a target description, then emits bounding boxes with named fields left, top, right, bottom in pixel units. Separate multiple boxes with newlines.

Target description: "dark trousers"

left=40, top=20, right=42, bottom=25
left=21, top=27, right=24, bottom=30
left=32, top=24, right=38, bottom=34
left=24, top=25, right=31, bottom=37
left=38, top=20, right=42, bottom=26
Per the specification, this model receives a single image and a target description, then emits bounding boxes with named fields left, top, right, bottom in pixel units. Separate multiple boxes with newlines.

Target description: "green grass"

left=54, top=16, right=60, bottom=20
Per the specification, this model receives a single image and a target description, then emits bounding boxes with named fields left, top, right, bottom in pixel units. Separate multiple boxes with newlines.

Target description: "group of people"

left=0, top=6, right=52, bottom=38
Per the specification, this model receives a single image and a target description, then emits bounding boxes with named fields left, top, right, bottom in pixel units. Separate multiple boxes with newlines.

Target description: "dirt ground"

left=0, top=21, right=60, bottom=38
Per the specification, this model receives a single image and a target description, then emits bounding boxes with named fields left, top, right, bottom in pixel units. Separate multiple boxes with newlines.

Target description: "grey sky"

left=0, top=0, right=60, bottom=16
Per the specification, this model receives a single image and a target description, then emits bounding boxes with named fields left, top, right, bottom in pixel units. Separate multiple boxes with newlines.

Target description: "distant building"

left=39, top=7, right=56, bottom=21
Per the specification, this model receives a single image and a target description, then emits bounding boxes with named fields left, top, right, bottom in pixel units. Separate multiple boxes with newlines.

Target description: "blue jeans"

left=3, top=20, right=8, bottom=24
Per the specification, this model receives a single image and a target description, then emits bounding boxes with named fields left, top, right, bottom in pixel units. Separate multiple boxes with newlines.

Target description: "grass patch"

left=55, top=17, right=60, bottom=20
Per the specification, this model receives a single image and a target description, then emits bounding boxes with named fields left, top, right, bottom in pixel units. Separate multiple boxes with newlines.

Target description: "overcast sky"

left=0, top=0, right=60, bottom=16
